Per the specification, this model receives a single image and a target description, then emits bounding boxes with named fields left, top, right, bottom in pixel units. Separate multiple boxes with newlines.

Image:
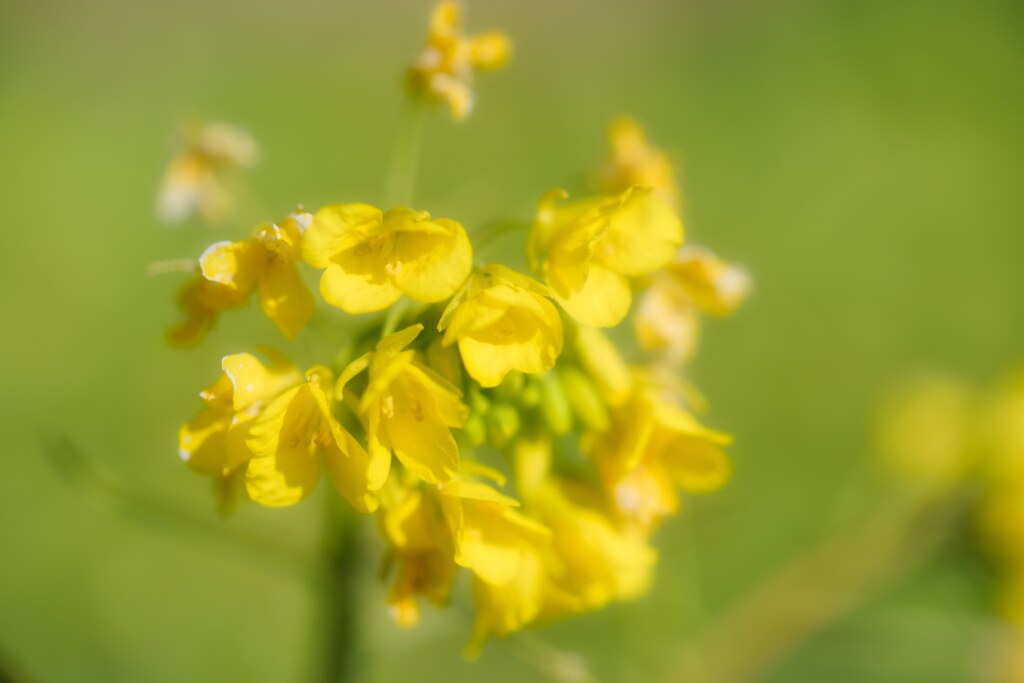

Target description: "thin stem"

left=384, top=97, right=426, bottom=208
left=315, top=493, right=361, bottom=683
left=667, top=490, right=963, bottom=683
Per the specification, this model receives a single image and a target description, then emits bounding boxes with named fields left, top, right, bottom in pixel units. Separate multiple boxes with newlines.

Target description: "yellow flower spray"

left=154, top=2, right=747, bottom=678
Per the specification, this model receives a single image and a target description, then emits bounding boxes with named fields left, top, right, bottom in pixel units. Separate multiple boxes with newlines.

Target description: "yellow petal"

left=319, top=262, right=402, bottom=314
left=244, top=386, right=322, bottom=507
left=178, top=409, right=231, bottom=476
left=302, top=203, right=382, bottom=268
left=222, top=352, right=301, bottom=412
left=258, top=260, right=315, bottom=338
left=469, top=32, right=511, bottom=70
left=554, top=263, right=632, bottom=328
left=392, top=218, right=473, bottom=303
left=599, top=187, right=683, bottom=276
left=199, top=239, right=265, bottom=293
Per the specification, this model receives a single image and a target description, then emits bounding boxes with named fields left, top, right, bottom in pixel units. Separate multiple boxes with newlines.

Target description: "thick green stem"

left=317, top=495, right=361, bottom=683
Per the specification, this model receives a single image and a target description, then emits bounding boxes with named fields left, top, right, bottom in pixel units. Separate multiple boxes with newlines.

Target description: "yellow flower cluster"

left=163, top=2, right=746, bottom=655
left=406, top=1, right=511, bottom=120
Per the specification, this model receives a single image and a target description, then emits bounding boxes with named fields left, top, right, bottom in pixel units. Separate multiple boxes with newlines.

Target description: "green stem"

left=384, top=97, right=426, bottom=208
left=316, top=493, right=361, bottom=683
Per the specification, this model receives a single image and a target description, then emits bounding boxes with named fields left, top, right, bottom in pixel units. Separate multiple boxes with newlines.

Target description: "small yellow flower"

left=437, top=479, right=551, bottom=652
left=588, top=387, right=732, bottom=531
left=528, top=186, right=683, bottom=327
left=179, top=349, right=302, bottom=478
left=634, top=246, right=750, bottom=364
left=594, top=117, right=681, bottom=210
left=245, top=366, right=384, bottom=510
left=303, top=204, right=472, bottom=314
left=378, top=482, right=457, bottom=627
left=407, top=1, right=511, bottom=120
left=158, top=121, right=259, bottom=225
left=197, top=211, right=316, bottom=339
left=438, top=264, right=563, bottom=388
left=166, top=275, right=248, bottom=348
left=343, top=324, right=469, bottom=485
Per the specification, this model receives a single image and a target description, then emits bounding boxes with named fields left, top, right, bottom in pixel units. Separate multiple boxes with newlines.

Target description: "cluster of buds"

left=161, top=1, right=749, bottom=654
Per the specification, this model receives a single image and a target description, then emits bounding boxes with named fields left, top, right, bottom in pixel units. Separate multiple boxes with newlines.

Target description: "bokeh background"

left=2, top=0, right=1023, bottom=681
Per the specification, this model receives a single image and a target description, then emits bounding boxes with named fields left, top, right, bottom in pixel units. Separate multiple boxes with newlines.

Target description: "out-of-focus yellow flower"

left=166, top=275, right=249, bottom=348
left=634, top=246, right=751, bottom=365
left=407, top=1, right=511, bottom=120
left=245, top=366, right=383, bottom=510
left=982, top=374, right=1024, bottom=487
left=158, top=121, right=259, bottom=225
left=343, top=324, right=469, bottom=485
left=303, top=204, right=472, bottom=314
left=528, top=186, right=683, bottom=327
left=588, top=387, right=732, bottom=531
left=513, top=436, right=656, bottom=614
left=378, top=482, right=457, bottom=627
left=594, top=117, right=681, bottom=211
left=875, top=376, right=978, bottom=491
left=179, top=349, right=302, bottom=477
left=199, top=211, right=316, bottom=339
left=438, top=264, right=563, bottom=388
left=437, top=478, right=552, bottom=653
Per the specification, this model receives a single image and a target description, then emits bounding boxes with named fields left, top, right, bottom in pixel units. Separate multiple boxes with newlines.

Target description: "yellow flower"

left=166, top=275, right=248, bottom=348
left=588, top=387, right=732, bottom=531
left=594, top=117, right=681, bottom=211
left=198, top=211, right=316, bottom=339
left=437, top=479, right=552, bottom=653
left=528, top=186, right=683, bottom=327
left=158, top=121, right=259, bottom=225
left=179, top=349, right=302, bottom=478
left=438, top=264, right=563, bottom=388
left=245, top=366, right=384, bottom=511
left=378, top=483, right=456, bottom=628
left=343, top=324, right=469, bottom=485
left=634, top=246, right=750, bottom=364
left=407, top=1, right=511, bottom=120
left=302, top=204, right=472, bottom=314
left=513, top=437, right=656, bottom=614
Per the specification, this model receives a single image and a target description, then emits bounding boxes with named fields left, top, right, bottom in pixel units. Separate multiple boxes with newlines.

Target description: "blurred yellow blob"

left=407, top=1, right=511, bottom=120
left=439, top=264, right=563, bottom=388
left=158, top=121, right=259, bottom=225
left=875, top=375, right=978, bottom=490
left=595, top=117, right=681, bottom=211
left=528, top=186, right=684, bottom=328
left=303, top=204, right=472, bottom=314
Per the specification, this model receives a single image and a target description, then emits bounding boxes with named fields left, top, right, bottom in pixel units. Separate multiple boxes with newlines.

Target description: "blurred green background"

left=2, top=0, right=1023, bottom=681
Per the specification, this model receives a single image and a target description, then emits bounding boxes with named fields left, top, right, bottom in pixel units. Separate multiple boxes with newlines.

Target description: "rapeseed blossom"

left=407, top=1, right=511, bottom=120
left=158, top=121, right=258, bottom=225
left=528, top=186, right=684, bottom=327
left=438, top=264, right=563, bottom=387
left=303, top=204, right=472, bottom=314
left=162, top=13, right=745, bottom=656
